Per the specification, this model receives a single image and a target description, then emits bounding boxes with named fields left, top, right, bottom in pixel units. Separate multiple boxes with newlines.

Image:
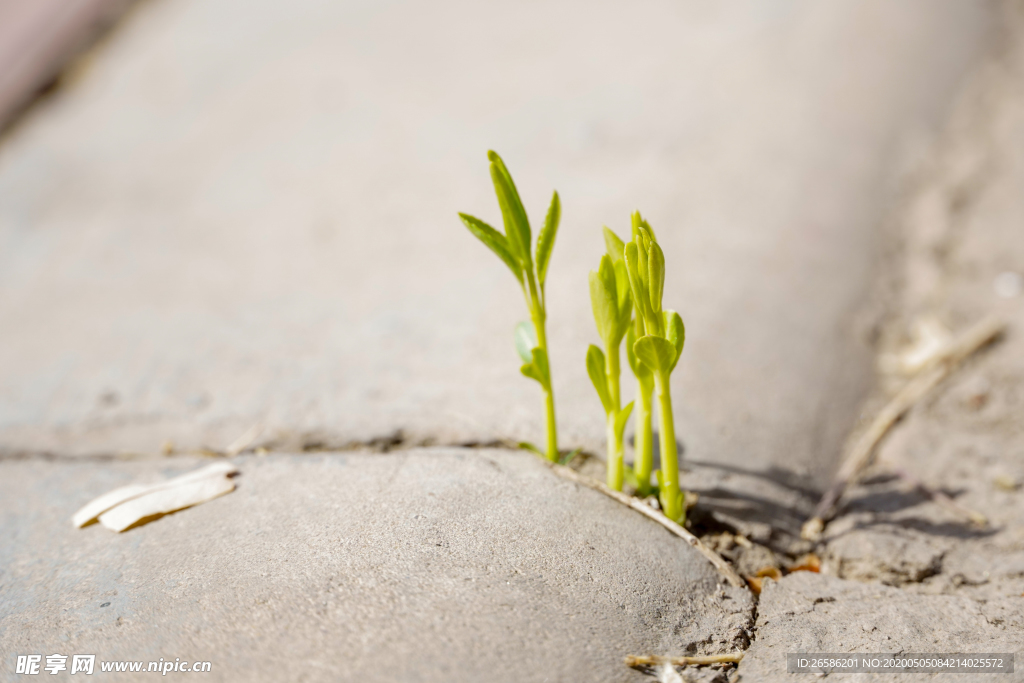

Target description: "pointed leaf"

left=488, top=151, right=532, bottom=272
left=614, top=401, right=634, bottom=444
left=648, top=241, right=665, bottom=315
left=633, top=335, right=676, bottom=374
left=536, top=191, right=560, bottom=288
left=586, top=344, right=612, bottom=414
left=636, top=233, right=650, bottom=299
left=613, top=260, right=631, bottom=311
left=631, top=211, right=656, bottom=242
left=603, top=227, right=626, bottom=263
left=518, top=441, right=545, bottom=457
left=520, top=362, right=542, bottom=384
left=459, top=213, right=523, bottom=285
left=665, top=310, right=685, bottom=371
left=559, top=447, right=583, bottom=466
left=623, top=242, right=643, bottom=306
left=514, top=321, right=538, bottom=363
left=625, top=242, right=653, bottom=328
left=589, top=257, right=617, bottom=344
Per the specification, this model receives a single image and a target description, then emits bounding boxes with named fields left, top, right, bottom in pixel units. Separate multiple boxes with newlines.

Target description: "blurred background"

left=0, top=0, right=996, bottom=488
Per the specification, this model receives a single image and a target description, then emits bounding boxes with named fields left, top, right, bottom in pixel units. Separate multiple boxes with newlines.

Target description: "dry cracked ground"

left=1, top=1, right=1022, bottom=681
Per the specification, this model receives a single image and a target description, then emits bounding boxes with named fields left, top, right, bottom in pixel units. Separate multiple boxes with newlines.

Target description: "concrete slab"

left=0, top=449, right=753, bottom=682
left=819, top=0, right=1024, bottom=600
left=736, top=572, right=1023, bottom=682
left=0, top=0, right=991, bottom=498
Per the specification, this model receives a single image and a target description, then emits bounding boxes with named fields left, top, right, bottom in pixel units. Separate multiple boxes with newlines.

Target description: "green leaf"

left=514, top=321, right=538, bottom=363
left=518, top=441, right=545, bottom=457
left=636, top=233, right=650, bottom=300
left=631, top=211, right=656, bottom=242
left=586, top=344, right=612, bottom=414
left=536, top=191, right=560, bottom=289
left=459, top=213, right=523, bottom=285
left=648, top=240, right=665, bottom=315
left=613, top=260, right=631, bottom=310
left=531, top=346, right=551, bottom=388
left=624, top=242, right=652, bottom=328
left=603, top=227, right=626, bottom=263
left=589, top=255, right=618, bottom=344
left=488, top=151, right=532, bottom=272
left=559, top=447, right=583, bottom=466
left=633, top=335, right=677, bottom=374
left=521, top=362, right=541, bottom=384
left=614, top=400, right=634, bottom=444
left=613, top=260, right=633, bottom=340
left=665, top=310, right=685, bottom=371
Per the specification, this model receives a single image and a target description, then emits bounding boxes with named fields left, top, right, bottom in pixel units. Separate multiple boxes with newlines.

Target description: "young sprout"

left=607, top=219, right=654, bottom=497
left=587, top=235, right=634, bottom=490
left=624, top=216, right=687, bottom=522
left=458, top=151, right=562, bottom=461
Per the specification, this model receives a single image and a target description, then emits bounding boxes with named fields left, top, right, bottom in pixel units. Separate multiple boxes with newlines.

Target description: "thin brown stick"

left=545, top=461, right=746, bottom=588
left=802, top=315, right=1005, bottom=540
left=624, top=653, right=745, bottom=667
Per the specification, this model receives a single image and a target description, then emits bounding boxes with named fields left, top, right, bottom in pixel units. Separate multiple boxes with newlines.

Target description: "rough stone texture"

left=734, top=10, right=1024, bottom=683
left=0, top=449, right=753, bottom=682
left=820, top=0, right=1024, bottom=601
left=736, top=572, right=1023, bottom=682
left=0, top=0, right=990, bottom=505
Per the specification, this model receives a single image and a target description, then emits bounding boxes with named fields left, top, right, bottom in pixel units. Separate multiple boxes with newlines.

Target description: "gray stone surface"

left=0, top=0, right=991, bottom=501
left=0, top=449, right=753, bottom=682
left=737, top=572, right=1024, bottom=682
left=819, top=0, right=1024, bottom=600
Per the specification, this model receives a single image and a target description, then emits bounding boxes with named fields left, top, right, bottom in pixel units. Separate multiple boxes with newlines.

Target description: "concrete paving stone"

left=736, top=572, right=1024, bottom=683
left=819, top=0, right=1024, bottom=600
left=0, top=449, right=754, bottom=682
left=0, top=0, right=992, bottom=501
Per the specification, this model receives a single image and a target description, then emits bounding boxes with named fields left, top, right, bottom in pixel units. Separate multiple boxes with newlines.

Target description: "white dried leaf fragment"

left=71, top=462, right=238, bottom=528
left=98, top=475, right=236, bottom=532
left=72, top=483, right=155, bottom=528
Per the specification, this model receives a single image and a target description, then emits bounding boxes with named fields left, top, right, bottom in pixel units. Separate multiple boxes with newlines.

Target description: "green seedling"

left=609, top=218, right=656, bottom=496
left=587, top=239, right=634, bottom=490
left=623, top=216, right=687, bottom=522
left=459, top=151, right=562, bottom=461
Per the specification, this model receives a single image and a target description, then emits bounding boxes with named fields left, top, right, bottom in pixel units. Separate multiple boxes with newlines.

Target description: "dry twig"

left=802, top=315, right=1005, bottom=540
left=624, top=653, right=745, bottom=667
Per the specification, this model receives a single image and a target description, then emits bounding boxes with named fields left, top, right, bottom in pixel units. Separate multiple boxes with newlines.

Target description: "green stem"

left=633, top=376, right=654, bottom=496
left=605, top=344, right=623, bottom=490
left=531, top=306, right=558, bottom=462
left=654, top=371, right=682, bottom=522
left=605, top=344, right=621, bottom=410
